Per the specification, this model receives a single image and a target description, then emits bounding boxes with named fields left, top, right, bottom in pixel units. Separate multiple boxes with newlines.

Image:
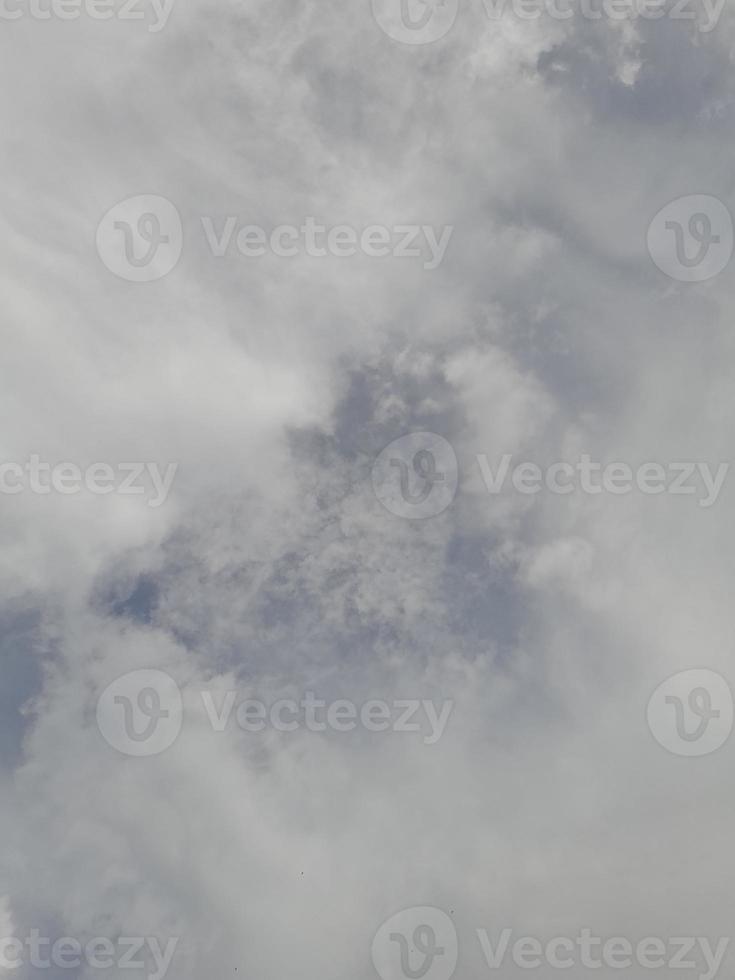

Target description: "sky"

left=1, top=1, right=735, bottom=979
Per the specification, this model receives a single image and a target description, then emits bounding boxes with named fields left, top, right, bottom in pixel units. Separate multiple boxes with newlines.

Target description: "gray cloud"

left=1, top=2, right=735, bottom=979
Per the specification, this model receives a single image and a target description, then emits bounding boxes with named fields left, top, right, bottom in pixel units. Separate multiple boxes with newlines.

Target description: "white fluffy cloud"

left=2, top=1, right=735, bottom=979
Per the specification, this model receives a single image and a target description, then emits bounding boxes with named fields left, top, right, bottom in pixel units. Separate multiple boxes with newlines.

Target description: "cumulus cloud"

left=1, top=1, right=735, bottom=979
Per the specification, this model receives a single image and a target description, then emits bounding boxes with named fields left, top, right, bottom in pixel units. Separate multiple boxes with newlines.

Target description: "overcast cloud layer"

left=1, top=1, right=735, bottom=979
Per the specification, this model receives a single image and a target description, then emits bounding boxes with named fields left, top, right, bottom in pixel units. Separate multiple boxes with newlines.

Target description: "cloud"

left=1, top=1, right=735, bottom=978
